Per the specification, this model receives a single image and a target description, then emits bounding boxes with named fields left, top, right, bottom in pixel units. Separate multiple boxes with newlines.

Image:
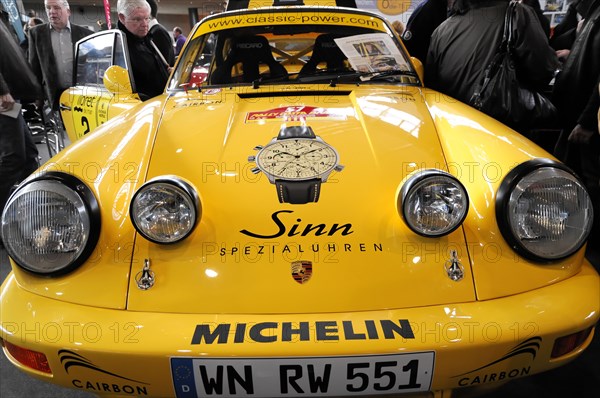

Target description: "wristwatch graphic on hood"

left=249, top=126, right=344, bottom=204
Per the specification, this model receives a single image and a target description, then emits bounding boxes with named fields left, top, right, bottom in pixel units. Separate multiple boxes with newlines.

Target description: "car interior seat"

left=211, top=35, right=288, bottom=84
left=299, top=34, right=349, bottom=76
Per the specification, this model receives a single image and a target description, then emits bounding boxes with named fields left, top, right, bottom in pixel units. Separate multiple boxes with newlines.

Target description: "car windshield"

left=169, top=9, right=419, bottom=90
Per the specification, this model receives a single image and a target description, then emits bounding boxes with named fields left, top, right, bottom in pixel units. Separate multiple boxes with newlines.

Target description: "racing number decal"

left=81, top=116, right=90, bottom=135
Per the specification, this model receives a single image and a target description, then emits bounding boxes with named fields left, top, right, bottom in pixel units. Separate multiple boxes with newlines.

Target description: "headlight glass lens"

left=402, top=171, right=469, bottom=236
left=131, top=180, right=198, bottom=243
left=507, top=167, right=592, bottom=260
left=1, top=180, right=92, bottom=274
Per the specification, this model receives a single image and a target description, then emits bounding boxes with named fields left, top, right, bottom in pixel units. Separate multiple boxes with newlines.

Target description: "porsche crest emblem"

left=291, top=261, right=313, bottom=284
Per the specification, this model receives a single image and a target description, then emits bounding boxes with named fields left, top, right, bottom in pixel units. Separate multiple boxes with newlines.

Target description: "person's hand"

left=567, top=124, right=595, bottom=145
left=556, top=49, right=570, bottom=60
left=0, top=92, right=15, bottom=112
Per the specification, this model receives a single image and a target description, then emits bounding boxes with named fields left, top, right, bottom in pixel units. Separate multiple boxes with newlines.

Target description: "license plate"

left=171, top=352, right=434, bottom=397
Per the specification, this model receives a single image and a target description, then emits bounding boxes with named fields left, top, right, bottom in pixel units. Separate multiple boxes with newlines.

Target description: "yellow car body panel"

left=59, top=31, right=143, bottom=143
left=11, top=99, right=165, bottom=309
left=422, top=91, right=585, bottom=299
left=16, top=84, right=588, bottom=312
left=126, top=87, right=477, bottom=313
left=60, top=84, right=141, bottom=143
left=1, top=263, right=598, bottom=396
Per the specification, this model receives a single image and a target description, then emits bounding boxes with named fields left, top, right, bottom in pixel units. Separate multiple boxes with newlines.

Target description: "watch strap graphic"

left=277, top=125, right=316, bottom=140
left=276, top=178, right=321, bottom=204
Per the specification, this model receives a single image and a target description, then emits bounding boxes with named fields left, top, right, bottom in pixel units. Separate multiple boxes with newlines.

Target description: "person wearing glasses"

left=117, top=0, right=170, bottom=100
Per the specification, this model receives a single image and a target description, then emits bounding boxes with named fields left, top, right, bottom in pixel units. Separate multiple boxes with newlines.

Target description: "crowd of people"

left=1, top=0, right=599, bottom=250
left=403, top=0, right=599, bottom=256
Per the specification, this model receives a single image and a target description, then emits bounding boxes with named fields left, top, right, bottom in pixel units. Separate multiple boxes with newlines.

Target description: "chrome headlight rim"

left=1, top=172, right=101, bottom=276
left=130, top=176, right=200, bottom=244
left=496, top=158, right=592, bottom=263
left=400, top=169, right=469, bottom=237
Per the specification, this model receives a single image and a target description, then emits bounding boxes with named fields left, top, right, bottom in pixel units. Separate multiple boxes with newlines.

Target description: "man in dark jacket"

left=401, top=0, right=449, bottom=63
left=521, top=0, right=551, bottom=37
left=117, top=0, right=169, bottom=100
left=28, top=0, right=93, bottom=111
left=553, top=0, right=600, bottom=249
left=0, top=20, right=40, bottom=223
left=550, top=0, right=581, bottom=52
left=425, top=0, right=558, bottom=108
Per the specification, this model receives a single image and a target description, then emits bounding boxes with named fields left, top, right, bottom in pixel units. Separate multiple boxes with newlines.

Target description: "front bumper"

left=1, top=261, right=598, bottom=397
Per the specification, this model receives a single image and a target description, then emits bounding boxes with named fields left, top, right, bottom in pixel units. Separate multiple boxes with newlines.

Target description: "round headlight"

left=1, top=173, right=100, bottom=275
left=400, top=169, right=469, bottom=236
left=130, top=177, right=199, bottom=244
left=497, top=160, right=593, bottom=261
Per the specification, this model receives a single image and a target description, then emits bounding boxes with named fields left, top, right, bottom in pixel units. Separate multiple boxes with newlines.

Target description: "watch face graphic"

left=256, top=138, right=339, bottom=180
left=249, top=126, right=343, bottom=204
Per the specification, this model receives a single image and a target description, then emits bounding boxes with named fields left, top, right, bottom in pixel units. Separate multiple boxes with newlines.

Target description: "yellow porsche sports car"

left=1, top=1, right=598, bottom=397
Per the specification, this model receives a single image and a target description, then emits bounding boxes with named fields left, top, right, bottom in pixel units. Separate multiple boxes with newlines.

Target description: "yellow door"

left=60, top=30, right=141, bottom=142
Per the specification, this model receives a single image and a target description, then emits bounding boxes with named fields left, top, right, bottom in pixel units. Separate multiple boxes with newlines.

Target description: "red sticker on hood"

left=246, top=106, right=350, bottom=122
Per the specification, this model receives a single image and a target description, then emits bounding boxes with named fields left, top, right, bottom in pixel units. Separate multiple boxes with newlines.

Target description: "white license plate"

left=171, top=352, right=434, bottom=397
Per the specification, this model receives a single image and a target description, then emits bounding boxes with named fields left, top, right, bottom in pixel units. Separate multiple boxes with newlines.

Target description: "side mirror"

left=410, top=57, right=425, bottom=85
left=103, top=65, right=133, bottom=95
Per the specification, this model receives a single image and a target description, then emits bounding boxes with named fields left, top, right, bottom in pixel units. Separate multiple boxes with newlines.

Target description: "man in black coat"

left=401, top=0, right=449, bottom=62
left=553, top=0, right=600, bottom=249
left=425, top=0, right=558, bottom=107
left=28, top=0, right=92, bottom=112
left=117, top=0, right=169, bottom=100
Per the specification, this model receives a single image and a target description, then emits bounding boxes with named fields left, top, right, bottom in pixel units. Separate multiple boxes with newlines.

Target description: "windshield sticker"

left=246, top=106, right=351, bottom=123
left=334, top=33, right=409, bottom=75
left=195, top=13, right=385, bottom=38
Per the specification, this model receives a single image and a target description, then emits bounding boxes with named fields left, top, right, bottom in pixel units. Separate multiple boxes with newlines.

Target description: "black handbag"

left=470, top=1, right=557, bottom=130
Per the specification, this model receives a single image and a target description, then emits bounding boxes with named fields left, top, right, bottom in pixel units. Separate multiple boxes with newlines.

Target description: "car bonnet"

left=125, top=85, right=477, bottom=314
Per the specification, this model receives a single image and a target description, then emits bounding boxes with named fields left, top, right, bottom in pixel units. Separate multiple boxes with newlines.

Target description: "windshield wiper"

left=297, top=70, right=358, bottom=84
left=252, top=73, right=299, bottom=88
left=298, top=69, right=418, bottom=85
left=359, top=69, right=418, bottom=82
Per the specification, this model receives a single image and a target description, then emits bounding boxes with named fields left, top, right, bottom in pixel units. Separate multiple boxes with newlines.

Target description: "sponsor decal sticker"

left=195, top=12, right=385, bottom=37
left=202, top=210, right=384, bottom=262
left=203, top=88, right=222, bottom=95
left=59, top=350, right=150, bottom=395
left=173, top=100, right=224, bottom=108
left=453, top=336, right=541, bottom=386
left=240, top=210, right=354, bottom=239
left=190, top=319, right=415, bottom=344
left=245, top=106, right=350, bottom=122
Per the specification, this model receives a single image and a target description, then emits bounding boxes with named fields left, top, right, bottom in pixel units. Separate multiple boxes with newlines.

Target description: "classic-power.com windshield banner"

left=194, top=10, right=386, bottom=38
